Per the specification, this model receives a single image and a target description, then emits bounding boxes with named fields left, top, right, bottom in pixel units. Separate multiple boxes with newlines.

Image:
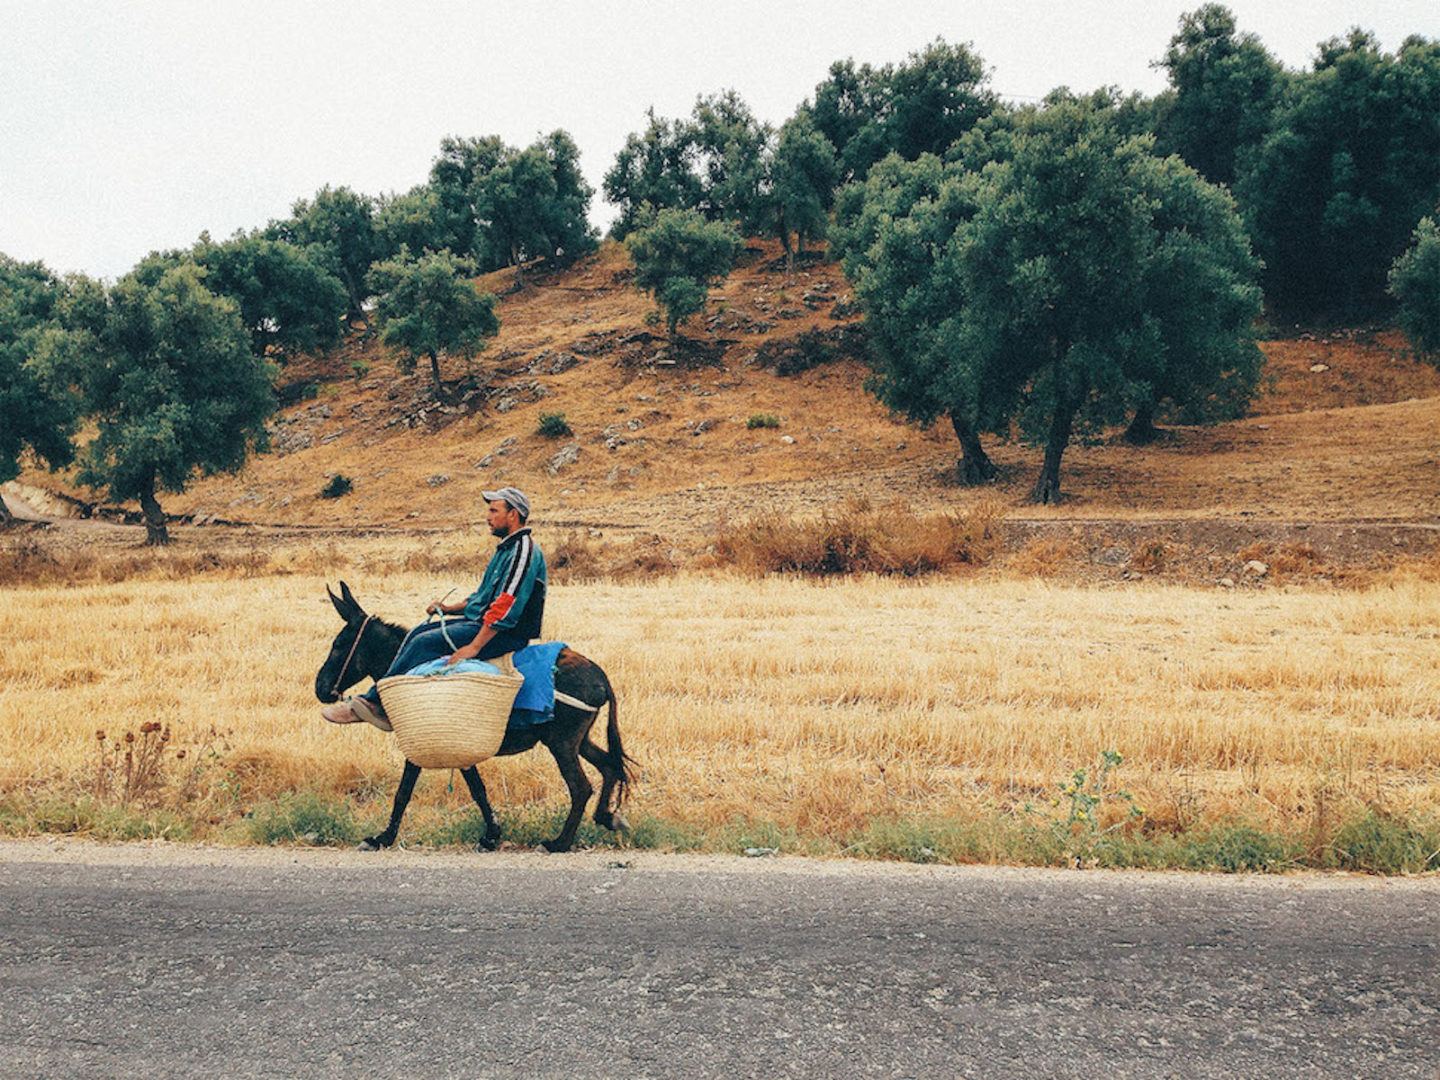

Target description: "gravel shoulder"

left=4, top=836, right=1437, bottom=891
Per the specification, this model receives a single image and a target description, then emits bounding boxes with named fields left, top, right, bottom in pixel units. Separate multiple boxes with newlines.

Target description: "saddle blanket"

left=404, top=640, right=577, bottom=728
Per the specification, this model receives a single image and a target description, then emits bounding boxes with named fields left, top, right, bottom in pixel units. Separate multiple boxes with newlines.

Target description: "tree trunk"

left=777, top=210, right=794, bottom=275
left=1124, top=401, right=1161, bottom=445
left=1030, top=397, right=1077, bottom=505
left=340, top=269, right=371, bottom=331
left=427, top=350, right=447, bottom=401
left=138, top=472, right=170, bottom=546
left=511, top=246, right=524, bottom=289
left=949, top=413, right=998, bottom=485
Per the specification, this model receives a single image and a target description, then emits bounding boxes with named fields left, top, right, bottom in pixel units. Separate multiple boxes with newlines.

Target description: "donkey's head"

left=315, top=581, right=383, bottom=702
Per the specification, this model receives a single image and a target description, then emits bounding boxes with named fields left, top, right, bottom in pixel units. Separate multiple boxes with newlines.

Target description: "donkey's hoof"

left=540, top=838, right=572, bottom=854
left=476, top=831, right=501, bottom=852
left=357, top=836, right=388, bottom=852
left=594, top=810, right=613, bottom=830
left=595, top=810, right=630, bottom=833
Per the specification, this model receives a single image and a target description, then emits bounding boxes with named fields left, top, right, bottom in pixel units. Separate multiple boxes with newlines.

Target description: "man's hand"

left=447, top=642, right=482, bottom=665
left=426, top=598, right=446, bottom=616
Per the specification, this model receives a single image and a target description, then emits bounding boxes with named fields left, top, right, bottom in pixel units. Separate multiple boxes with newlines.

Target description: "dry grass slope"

left=14, top=240, right=1440, bottom=532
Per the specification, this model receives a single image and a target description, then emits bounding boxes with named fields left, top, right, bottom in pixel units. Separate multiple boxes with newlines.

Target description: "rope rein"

left=330, top=614, right=375, bottom=698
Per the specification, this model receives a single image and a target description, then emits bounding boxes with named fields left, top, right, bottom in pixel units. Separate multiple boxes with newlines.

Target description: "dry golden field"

left=3, top=553, right=1437, bottom=864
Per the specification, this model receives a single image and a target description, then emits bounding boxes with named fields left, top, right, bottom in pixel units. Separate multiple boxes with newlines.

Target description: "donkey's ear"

left=326, top=584, right=350, bottom=620
left=338, top=580, right=363, bottom=617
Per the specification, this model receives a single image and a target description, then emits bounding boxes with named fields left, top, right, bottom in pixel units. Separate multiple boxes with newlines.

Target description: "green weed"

left=246, top=792, right=359, bottom=846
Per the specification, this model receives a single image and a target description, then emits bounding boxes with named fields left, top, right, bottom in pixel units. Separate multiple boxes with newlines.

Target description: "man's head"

left=482, top=487, right=530, bottom=538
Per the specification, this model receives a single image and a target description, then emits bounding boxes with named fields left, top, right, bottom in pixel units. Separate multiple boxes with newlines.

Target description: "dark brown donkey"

left=315, top=581, right=635, bottom=853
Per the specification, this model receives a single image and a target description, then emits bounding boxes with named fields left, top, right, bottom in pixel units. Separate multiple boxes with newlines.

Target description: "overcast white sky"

left=2, top=1, right=1435, bottom=280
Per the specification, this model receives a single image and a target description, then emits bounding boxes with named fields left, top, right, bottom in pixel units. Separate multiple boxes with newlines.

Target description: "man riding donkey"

left=321, top=486, right=544, bottom=731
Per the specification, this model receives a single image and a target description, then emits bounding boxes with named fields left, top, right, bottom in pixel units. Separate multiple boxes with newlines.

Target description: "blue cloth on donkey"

left=405, top=641, right=568, bottom=729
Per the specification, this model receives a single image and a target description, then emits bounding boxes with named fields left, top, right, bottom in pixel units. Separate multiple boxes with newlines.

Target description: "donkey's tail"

left=602, top=674, right=638, bottom=805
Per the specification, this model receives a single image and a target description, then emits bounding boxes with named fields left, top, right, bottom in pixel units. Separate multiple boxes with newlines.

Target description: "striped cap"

left=482, top=487, right=530, bottom=519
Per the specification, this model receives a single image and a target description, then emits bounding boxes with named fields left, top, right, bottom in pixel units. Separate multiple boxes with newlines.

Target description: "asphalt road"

left=1, top=842, right=1436, bottom=1079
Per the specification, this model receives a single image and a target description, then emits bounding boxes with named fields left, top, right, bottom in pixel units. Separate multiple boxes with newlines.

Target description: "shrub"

left=320, top=474, right=353, bottom=499
left=536, top=412, right=573, bottom=438
left=547, top=529, right=604, bottom=582
left=746, top=413, right=780, bottom=429
left=712, top=497, right=1002, bottom=576
left=1187, top=823, right=1298, bottom=872
left=1331, top=810, right=1440, bottom=874
left=246, top=792, right=359, bottom=846
left=848, top=816, right=1003, bottom=865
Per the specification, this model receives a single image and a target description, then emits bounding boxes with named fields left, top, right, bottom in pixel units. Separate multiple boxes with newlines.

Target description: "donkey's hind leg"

left=541, top=735, right=593, bottom=853
left=359, top=759, right=421, bottom=851
left=459, top=765, right=502, bottom=851
left=580, top=739, right=627, bottom=832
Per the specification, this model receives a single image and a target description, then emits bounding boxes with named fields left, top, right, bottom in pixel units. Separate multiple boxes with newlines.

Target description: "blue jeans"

left=359, top=620, right=530, bottom=710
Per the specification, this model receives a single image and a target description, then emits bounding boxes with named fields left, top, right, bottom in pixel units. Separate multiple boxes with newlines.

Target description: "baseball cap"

left=482, top=487, right=530, bottom=519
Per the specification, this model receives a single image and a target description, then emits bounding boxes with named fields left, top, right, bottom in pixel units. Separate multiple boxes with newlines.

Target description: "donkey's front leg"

left=459, top=765, right=502, bottom=851
left=359, top=759, right=422, bottom=851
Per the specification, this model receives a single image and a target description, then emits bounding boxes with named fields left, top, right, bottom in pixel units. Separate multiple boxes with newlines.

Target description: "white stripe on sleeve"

left=502, top=536, right=532, bottom=596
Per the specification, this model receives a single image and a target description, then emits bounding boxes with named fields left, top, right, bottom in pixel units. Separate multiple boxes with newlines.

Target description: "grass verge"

left=5, top=793, right=1437, bottom=875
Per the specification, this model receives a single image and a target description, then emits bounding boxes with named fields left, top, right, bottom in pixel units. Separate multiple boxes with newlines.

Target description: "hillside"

left=8, top=239, right=1440, bottom=555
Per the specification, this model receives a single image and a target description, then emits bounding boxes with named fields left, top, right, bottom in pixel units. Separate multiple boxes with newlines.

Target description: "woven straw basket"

left=377, top=652, right=525, bottom=768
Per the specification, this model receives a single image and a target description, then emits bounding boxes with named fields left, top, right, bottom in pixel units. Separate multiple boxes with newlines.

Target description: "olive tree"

left=625, top=209, right=741, bottom=337
left=471, top=131, right=598, bottom=283
left=836, top=100, right=1262, bottom=502
left=1153, top=4, right=1285, bottom=189
left=53, top=265, right=275, bottom=544
left=368, top=249, right=499, bottom=399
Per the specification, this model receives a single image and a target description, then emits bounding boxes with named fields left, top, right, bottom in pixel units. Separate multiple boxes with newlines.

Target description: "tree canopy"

left=803, top=39, right=997, bottom=183
left=49, top=264, right=275, bottom=543
left=195, top=233, right=348, bottom=358
left=472, top=131, right=598, bottom=279
left=625, top=209, right=741, bottom=337
left=427, top=134, right=509, bottom=257
left=368, top=249, right=499, bottom=398
left=269, top=185, right=379, bottom=324
left=603, top=109, right=705, bottom=239
left=1389, top=217, right=1440, bottom=360
left=373, top=186, right=452, bottom=264
left=1236, top=30, right=1440, bottom=315
left=690, top=90, right=773, bottom=226
left=131, top=233, right=348, bottom=360
left=770, top=112, right=841, bottom=266
left=0, top=255, right=78, bottom=513
left=1153, top=3, right=1286, bottom=189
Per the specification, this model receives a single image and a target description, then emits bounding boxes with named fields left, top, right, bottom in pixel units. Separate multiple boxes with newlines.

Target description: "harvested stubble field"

left=2, top=549, right=1438, bottom=870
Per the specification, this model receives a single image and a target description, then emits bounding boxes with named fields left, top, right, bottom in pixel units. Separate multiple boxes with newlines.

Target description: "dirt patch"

left=1253, top=327, right=1440, bottom=415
